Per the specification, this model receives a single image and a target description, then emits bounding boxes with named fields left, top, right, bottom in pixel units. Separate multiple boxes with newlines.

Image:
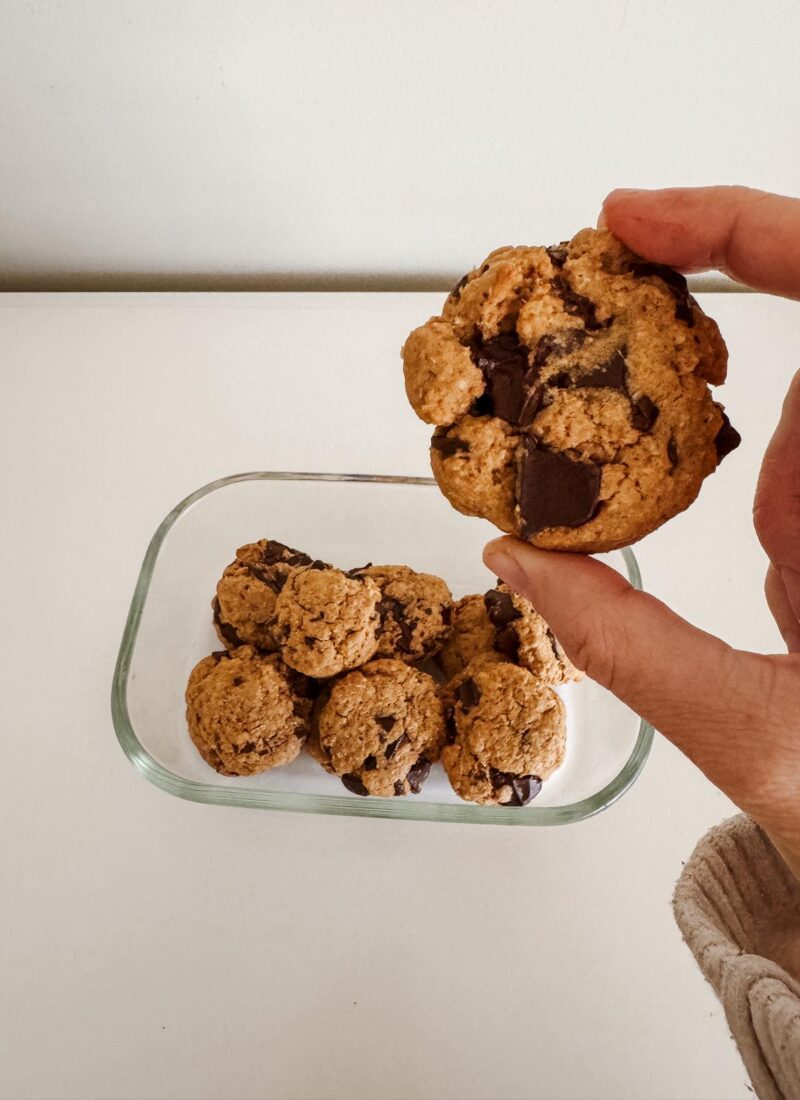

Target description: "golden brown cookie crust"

left=312, top=659, right=446, bottom=797
left=213, top=539, right=314, bottom=652
left=442, top=657, right=566, bottom=805
left=403, top=228, right=738, bottom=552
left=185, top=646, right=313, bottom=776
left=275, top=565, right=381, bottom=678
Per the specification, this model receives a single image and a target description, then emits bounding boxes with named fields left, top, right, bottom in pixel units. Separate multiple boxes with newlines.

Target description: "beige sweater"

left=674, top=816, right=800, bottom=1099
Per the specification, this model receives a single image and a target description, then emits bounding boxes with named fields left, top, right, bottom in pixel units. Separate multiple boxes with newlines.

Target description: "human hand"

left=484, top=186, right=800, bottom=875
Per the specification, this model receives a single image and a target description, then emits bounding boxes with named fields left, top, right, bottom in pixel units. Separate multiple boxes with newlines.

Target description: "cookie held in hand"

left=403, top=228, right=739, bottom=552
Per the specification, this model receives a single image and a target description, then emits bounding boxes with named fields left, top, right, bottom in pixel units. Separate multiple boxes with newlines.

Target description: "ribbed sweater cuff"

left=674, top=815, right=800, bottom=1100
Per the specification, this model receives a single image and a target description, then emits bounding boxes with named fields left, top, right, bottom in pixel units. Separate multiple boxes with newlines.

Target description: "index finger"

left=601, top=185, right=800, bottom=300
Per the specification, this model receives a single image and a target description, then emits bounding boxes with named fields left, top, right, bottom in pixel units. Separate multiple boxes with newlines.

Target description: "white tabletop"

left=1, top=291, right=796, bottom=1100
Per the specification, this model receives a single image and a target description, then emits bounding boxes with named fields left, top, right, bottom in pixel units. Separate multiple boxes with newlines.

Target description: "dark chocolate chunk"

left=212, top=598, right=246, bottom=648
left=376, top=715, right=396, bottom=732
left=551, top=276, right=606, bottom=331
left=431, top=432, right=470, bottom=456
left=484, top=589, right=522, bottom=628
left=241, top=741, right=256, bottom=754
left=258, top=540, right=312, bottom=568
left=309, top=560, right=327, bottom=571
left=456, top=678, right=481, bottom=712
left=448, top=272, right=470, bottom=301
left=631, top=394, right=659, bottom=432
left=469, top=332, right=542, bottom=427
left=517, top=441, right=602, bottom=537
left=406, top=757, right=431, bottom=794
left=489, top=768, right=543, bottom=806
left=232, top=676, right=244, bottom=686
left=441, top=604, right=452, bottom=626
left=532, top=328, right=587, bottom=369
left=549, top=371, right=573, bottom=389
left=545, top=628, right=561, bottom=661
left=210, top=650, right=230, bottom=664
left=494, top=625, right=520, bottom=661
left=246, top=562, right=289, bottom=593
left=578, top=348, right=628, bottom=390
left=384, top=733, right=409, bottom=759
left=667, top=437, right=679, bottom=467
left=713, top=409, right=741, bottom=461
left=363, top=755, right=378, bottom=771
left=346, top=563, right=373, bottom=578
left=341, top=774, right=369, bottom=796
left=377, top=596, right=414, bottom=653
left=546, top=242, right=569, bottom=267
left=394, top=780, right=406, bottom=796
left=304, top=636, right=316, bottom=645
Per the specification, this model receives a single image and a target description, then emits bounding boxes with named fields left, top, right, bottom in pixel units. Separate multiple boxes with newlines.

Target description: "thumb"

left=482, top=537, right=779, bottom=793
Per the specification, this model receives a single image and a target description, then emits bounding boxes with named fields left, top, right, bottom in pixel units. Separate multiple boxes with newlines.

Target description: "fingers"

left=600, top=186, right=800, bottom=299
left=482, top=537, right=784, bottom=786
left=765, top=565, right=800, bottom=653
left=754, top=368, right=800, bottom=625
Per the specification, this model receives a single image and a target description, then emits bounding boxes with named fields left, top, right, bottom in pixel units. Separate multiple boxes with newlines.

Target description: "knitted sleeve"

left=673, top=815, right=800, bottom=1100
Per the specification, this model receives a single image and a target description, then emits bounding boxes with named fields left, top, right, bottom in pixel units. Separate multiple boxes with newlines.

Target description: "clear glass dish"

left=112, top=472, right=653, bottom=826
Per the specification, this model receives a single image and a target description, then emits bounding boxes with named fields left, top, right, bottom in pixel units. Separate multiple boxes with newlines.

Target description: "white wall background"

left=1, top=0, right=799, bottom=287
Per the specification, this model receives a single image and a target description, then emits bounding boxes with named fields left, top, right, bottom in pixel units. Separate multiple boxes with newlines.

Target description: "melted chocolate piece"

left=448, top=273, right=470, bottom=301
left=212, top=598, right=246, bottom=648
left=631, top=394, right=659, bottom=431
left=342, top=774, right=369, bottom=796
left=667, top=437, right=679, bottom=467
left=210, top=650, right=230, bottom=664
left=494, top=626, right=521, bottom=662
left=489, top=768, right=543, bottom=806
left=309, top=560, right=327, bottom=571
left=246, top=563, right=289, bottom=593
left=363, top=755, right=378, bottom=771
left=551, top=276, right=606, bottom=331
left=579, top=348, right=627, bottom=390
left=377, top=596, right=414, bottom=653
left=484, top=589, right=522, bottom=628
left=469, top=332, right=542, bottom=427
left=258, top=540, right=312, bottom=568
left=431, top=433, right=470, bottom=456
left=441, top=604, right=452, bottom=626
left=456, top=678, right=481, bottom=712
left=394, top=780, right=406, bottom=796
left=532, top=328, right=587, bottom=369
left=546, top=242, right=569, bottom=267
left=406, top=757, right=431, bottom=794
left=346, top=563, right=373, bottom=577
left=517, top=441, right=602, bottom=537
left=376, top=715, right=396, bottom=732
left=384, top=733, right=409, bottom=759
left=549, top=371, right=572, bottom=389
left=714, top=409, right=741, bottom=460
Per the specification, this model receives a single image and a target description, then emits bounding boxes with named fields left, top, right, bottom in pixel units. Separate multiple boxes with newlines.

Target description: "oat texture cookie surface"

left=275, top=564, right=381, bottom=678
left=213, top=539, right=314, bottom=652
left=310, top=659, right=446, bottom=797
left=403, top=228, right=739, bottom=551
left=185, top=646, right=313, bottom=776
left=350, top=564, right=453, bottom=662
left=442, top=656, right=566, bottom=806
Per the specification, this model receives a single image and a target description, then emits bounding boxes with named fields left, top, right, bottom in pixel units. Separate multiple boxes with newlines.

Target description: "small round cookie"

left=310, top=659, right=446, bottom=797
left=438, top=593, right=496, bottom=679
left=275, top=564, right=381, bottom=678
left=483, top=585, right=582, bottom=686
left=442, top=657, right=566, bottom=806
left=403, top=228, right=740, bottom=552
left=350, top=564, right=453, bottom=662
left=213, top=539, right=315, bottom=652
left=185, top=646, right=314, bottom=776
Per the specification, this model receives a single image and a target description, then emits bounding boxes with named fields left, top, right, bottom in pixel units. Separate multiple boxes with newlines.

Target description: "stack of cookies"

left=185, top=538, right=580, bottom=806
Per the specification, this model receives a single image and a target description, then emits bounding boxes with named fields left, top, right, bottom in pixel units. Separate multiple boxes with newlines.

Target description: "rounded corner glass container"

left=112, top=471, right=653, bottom=826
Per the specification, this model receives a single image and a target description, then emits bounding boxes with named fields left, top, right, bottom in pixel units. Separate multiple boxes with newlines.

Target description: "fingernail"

left=779, top=567, right=800, bottom=620
left=482, top=539, right=530, bottom=593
